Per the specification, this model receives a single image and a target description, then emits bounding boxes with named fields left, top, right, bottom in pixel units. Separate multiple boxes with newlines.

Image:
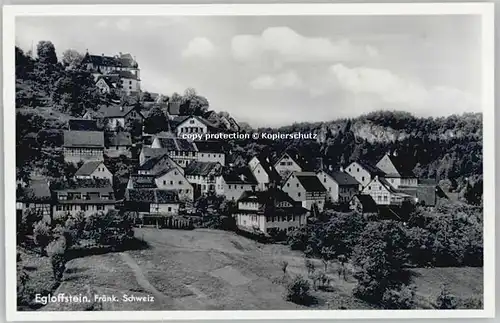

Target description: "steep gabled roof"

left=223, top=167, right=258, bottom=185
left=168, top=102, right=181, bottom=115
left=185, top=161, right=222, bottom=177
left=353, top=160, right=385, bottom=176
left=352, top=194, right=378, bottom=213
left=51, top=178, right=113, bottom=193
left=75, top=161, right=104, bottom=176
left=385, top=154, right=416, bottom=178
left=140, top=147, right=170, bottom=160
left=97, top=104, right=144, bottom=119
left=253, top=154, right=281, bottom=183
left=63, top=131, right=104, bottom=148
left=138, top=154, right=177, bottom=174
left=238, top=189, right=295, bottom=205
left=326, top=171, right=359, bottom=186
left=295, top=173, right=327, bottom=192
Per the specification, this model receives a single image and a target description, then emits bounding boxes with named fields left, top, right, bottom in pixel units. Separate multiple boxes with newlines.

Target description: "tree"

left=352, top=221, right=409, bottom=304
left=46, top=237, right=67, bottom=282
left=142, top=91, right=153, bottom=102
left=285, top=275, right=315, bottom=305
left=281, top=260, right=289, bottom=276
left=37, top=41, right=58, bottom=65
left=61, top=49, right=84, bottom=69
left=33, top=220, right=52, bottom=255
left=143, top=106, right=168, bottom=134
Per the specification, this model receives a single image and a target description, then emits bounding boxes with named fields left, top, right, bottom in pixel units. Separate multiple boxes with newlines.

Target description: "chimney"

left=328, top=165, right=333, bottom=171
left=239, top=174, right=246, bottom=181
left=120, top=106, right=124, bottom=112
left=340, top=166, right=344, bottom=172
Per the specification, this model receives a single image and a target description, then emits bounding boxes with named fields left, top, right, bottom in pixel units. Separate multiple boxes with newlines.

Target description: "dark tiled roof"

left=125, top=189, right=179, bottom=203
left=96, top=75, right=119, bottom=88
left=129, top=174, right=157, bottom=189
left=386, top=155, right=416, bottom=178
left=255, top=154, right=281, bottom=182
left=156, top=137, right=197, bottom=152
left=52, top=179, right=113, bottom=193
left=106, top=132, right=132, bottom=147
left=399, top=185, right=438, bottom=206
left=295, top=174, right=327, bottom=192
left=138, top=154, right=179, bottom=176
left=238, top=189, right=295, bottom=205
left=141, top=147, right=170, bottom=160
left=75, top=161, right=104, bottom=176
left=82, top=53, right=138, bottom=68
left=16, top=179, right=52, bottom=202
left=355, top=160, right=385, bottom=176
left=63, top=131, right=104, bottom=148
left=223, top=167, right=258, bottom=185
left=97, top=104, right=143, bottom=119
left=419, top=178, right=438, bottom=185
left=114, top=70, right=139, bottom=80
left=194, top=140, right=224, bottom=153
left=327, top=171, right=359, bottom=186
left=68, top=119, right=98, bottom=131
left=185, top=161, right=221, bottom=177
left=352, top=194, right=378, bottom=213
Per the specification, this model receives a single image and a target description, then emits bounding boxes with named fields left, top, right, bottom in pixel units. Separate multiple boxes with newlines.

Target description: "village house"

left=74, top=161, right=113, bottom=184
left=165, top=101, right=181, bottom=120
left=174, top=115, right=220, bottom=137
left=68, top=119, right=98, bottom=131
left=52, top=179, right=115, bottom=217
left=273, top=150, right=304, bottom=178
left=151, top=136, right=198, bottom=168
left=215, top=167, right=258, bottom=201
left=95, top=75, right=120, bottom=95
left=63, top=130, right=104, bottom=164
left=97, top=104, right=144, bottom=131
left=234, top=189, right=309, bottom=236
left=248, top=154, right=281, bottom=191
left=317, top=168, right=359, bottom=204
left=345, top=160, right=385, bottom=189
left=282, top=171, right=327, bottom=212
left=137, top=154, right=193, bottom=201
left=194, top=140, right=226, bottom=165
left=112, top=70, right=141, bottom=96
left=139, top=147, right=170, bottom=165
left=124, top=188, right=180, bottom=217
left=376, top=152, right=418, bottom=188
left=184, top=161, right=222, bottom=198
left=361, top=175, right=416, bottom=206
left=398, top=179, right=448, bottom=207
left=16, top=179, right=53, bottom=222
left=349, top=194, right=379, bottom=219
left=105, top=132, right=133, bottom=158
left=80, top=52, right=140, bottom=87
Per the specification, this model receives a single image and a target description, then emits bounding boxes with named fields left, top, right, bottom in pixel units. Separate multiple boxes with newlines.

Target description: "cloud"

left=250, top=70, right=305, bottom=90
left=115, top=18, right=132, bottom=31
left=329, top=64, right=478, bottom=115
left=182, top=37, right=217, bottom=59
left=231, top=26, right=378, bottom=63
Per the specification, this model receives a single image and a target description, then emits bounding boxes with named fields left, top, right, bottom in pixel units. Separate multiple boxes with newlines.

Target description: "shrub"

left=33, top=220, right=52, bottom=255
left=381, top=285, right=416, bottom=309
left=456, top=296, right=483, bottom=309
left=285, top=275, right=315, bottom=306
left=436, top=285, right=457, bottom=309
left=46, top=237, right=67, bottom=282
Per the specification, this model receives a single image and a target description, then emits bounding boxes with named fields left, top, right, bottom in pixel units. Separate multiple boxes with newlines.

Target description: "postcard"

left=4, top=3, right=495, bottom=321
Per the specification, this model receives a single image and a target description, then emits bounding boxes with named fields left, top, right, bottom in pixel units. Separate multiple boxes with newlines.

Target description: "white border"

left=3, top=3, right=495, bottom=321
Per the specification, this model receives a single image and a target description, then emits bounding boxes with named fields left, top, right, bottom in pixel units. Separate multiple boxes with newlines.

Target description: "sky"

left=16, top=15, right=482, bottom=127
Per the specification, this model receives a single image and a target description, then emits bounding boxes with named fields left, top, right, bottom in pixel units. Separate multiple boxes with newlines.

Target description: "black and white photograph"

left=4, top=3, right=495, bottom=321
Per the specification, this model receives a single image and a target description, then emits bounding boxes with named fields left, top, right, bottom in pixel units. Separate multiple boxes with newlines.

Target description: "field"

left=20, top=228, right=483, bottom=311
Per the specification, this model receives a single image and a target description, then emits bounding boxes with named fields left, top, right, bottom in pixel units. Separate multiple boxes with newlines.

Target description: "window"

left=179, top=181, right=182, bottom=185
left=56, top=205, right=62, bottom=211
left=163, top=180, right=166, bottom=185
left=190, top=119, right=195, bottom=124
left=377, top=196, right=381, bottom=201
left=97, top=205, right=104, bottom=210
left=170, top=181, right=173, bottom=185
left=280, top=162, right=285, bottom=166
left=296, top=183, right=299, bottom=188
left=369, top=186, right=372, bottom=190
left=287, top=183, right=290, bottom=187
left=379, top=186, right=382, bottom=190
left=240, top=185, right=243, bottom=189
left=383, top=196, right=388, bottom=201
left=298, top=192, right=301, bottom=197
left=168, top=207, right=172, bottom=212
left=129, top=80, right=132, bottom=84
left=362, top=176, right=365, bottom=181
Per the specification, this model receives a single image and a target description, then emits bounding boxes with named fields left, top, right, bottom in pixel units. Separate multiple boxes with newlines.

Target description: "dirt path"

left=119, top=252, right=183, bottom=309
